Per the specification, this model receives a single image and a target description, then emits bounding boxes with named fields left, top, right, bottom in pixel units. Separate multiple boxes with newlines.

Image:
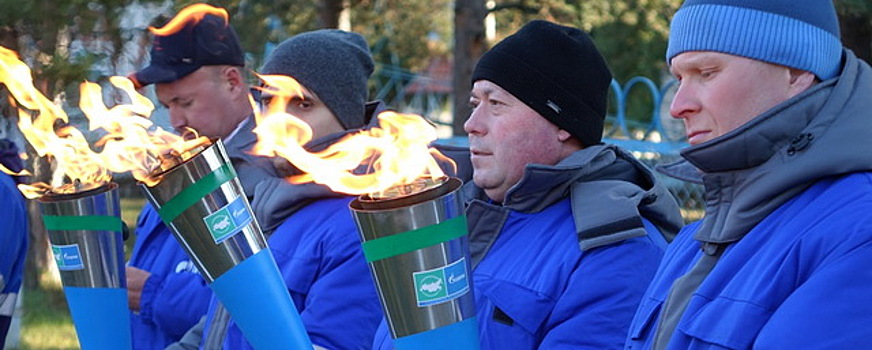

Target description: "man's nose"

left=670, top=83, right=700, bottom=119
left=464, top=106, right=485, bottom=135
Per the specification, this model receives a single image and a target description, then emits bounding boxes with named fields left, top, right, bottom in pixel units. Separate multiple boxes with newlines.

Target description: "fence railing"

left=4, top=61, right=705, bottom=222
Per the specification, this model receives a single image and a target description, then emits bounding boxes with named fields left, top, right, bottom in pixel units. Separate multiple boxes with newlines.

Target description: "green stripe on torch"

left=361, top=215, right=468, bottom=262
left=157, top=163, right=237, bottom=224
left=43, top=215, right=122, bottom=232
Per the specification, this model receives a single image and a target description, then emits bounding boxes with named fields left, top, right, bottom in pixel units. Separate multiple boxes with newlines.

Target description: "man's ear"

left=222, top=66, right=246, bottom=94
left=557, top=129, right=573, bottom=142
left=787, top=69, right=816, bottom=98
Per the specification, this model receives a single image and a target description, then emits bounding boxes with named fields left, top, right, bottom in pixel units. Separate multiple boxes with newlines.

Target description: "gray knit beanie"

left=668, top=0, right=843, bottom=80
left=260, top=29, right=374, bottom=130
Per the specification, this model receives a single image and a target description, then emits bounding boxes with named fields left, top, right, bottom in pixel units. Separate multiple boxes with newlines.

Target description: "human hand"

left=126, top=266, right=151, bottom=311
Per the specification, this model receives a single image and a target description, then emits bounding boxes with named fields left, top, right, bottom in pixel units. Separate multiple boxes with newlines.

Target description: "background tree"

left=836, top=0, right=872, bottom=63
left=0, top=0, right=156, bottom=289
left=452, top=0, right=486, bottom=135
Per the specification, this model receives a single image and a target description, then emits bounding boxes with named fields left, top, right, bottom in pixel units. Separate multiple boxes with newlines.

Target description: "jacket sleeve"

left=138, top=268, right=211, bottom=339
left=163, top=316, right=205, bottom=350
left=539, top=234, right=664, bottom=349
left=753, top=235, right=872, bottom=349
left=0, top=176, right=26, bottom=345
left=132, top=206, right=212, bottom=340
left=281, top=219, right=382, bottom=350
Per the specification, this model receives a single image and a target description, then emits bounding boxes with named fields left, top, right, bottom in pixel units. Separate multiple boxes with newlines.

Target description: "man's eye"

left=700, top=69, right=717, bottom=79
left=298, top=101, right=313, bottom=109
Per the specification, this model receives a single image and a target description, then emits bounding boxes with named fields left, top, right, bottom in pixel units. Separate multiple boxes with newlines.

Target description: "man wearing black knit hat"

left=372, top=20, right=683, bottom=349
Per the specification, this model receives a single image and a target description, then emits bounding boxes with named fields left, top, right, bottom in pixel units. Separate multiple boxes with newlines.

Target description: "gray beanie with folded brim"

left=260, top=29, right=374, bottom=130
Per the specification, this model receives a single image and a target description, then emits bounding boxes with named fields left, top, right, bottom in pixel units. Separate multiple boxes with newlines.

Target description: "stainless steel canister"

left=38, top=182, right=131, bottom=350
left=139, top=140, right=265, bottom=282
left=350, top=177, right=479, bottom=348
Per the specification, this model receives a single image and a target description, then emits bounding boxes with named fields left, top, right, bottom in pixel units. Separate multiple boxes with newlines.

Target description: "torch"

left=1, top=44, right=135, bottom=350
left=251, top=75, right=481, bottom=348
left=138, top=139, right=312, bottom=350
left=350, top=177, right=480, bottom=349
left=38, top=183, right=131, bottom=350
left=1, top=40, right=308, bottom=349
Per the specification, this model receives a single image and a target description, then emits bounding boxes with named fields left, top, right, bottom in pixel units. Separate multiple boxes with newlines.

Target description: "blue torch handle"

left=209, top=249, right=313, bottom=349
left=64, top=287, right=131, bottom=350
left=394, top=317, right=481, bottom=350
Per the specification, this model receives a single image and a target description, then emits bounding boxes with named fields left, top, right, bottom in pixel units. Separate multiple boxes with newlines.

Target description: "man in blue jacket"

left=192, top=29, right=386, bottom=350
left=0, top=170, right=27, bottom=347
left=372, top=20, right=683, bottom=349
left=126, top=5, right=274, bottom=349
left=625, top=0, right=872, bottom=349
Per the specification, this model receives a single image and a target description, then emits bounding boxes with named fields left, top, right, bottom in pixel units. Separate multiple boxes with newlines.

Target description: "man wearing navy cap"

left=125, top=5, right=274, bottom=349
left=625, top=0, right=872, bottom=349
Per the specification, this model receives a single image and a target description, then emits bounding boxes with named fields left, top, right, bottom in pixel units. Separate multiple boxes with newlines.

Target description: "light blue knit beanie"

left=667, top=0, right=843, bottom=80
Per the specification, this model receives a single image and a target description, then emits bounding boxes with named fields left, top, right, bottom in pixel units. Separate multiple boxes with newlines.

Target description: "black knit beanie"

left=472, top=20, right=612, bottom=146
left=260, top=29, right=374, bottom=130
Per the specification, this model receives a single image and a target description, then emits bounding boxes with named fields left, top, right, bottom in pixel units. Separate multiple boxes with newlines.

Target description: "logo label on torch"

left=413, top=257, right=470, bottom=307
left=51, top=244, right=85, bottom=271
left=203, top=196, right=252, bottom=244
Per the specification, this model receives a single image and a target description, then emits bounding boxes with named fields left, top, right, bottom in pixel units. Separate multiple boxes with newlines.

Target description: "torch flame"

left=0, top=45, right=209, bottom=198
left=252, top=74, right=451, bottom=196
left=149, top=4, right=229, bottom=36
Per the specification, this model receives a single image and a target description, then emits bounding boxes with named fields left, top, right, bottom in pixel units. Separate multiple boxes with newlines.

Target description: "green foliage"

left=0, top=0, right=149, bottom=97
left=488, top=0, right=681, bottom=123
left=352, top=0, right=453, bottom=71
left=488, top=0, right=680, bottom=83
left=836, top=0, right=872, bottom=15
left=167, top=0, right=454, bottom=74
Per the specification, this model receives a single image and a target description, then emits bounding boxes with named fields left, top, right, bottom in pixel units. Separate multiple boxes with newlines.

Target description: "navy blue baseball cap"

left=131, top=6, right=244, bottom=88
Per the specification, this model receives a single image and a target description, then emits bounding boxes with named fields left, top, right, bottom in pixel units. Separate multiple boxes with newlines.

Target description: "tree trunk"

left=452, top=0, right=487, bottom=136
left=840, top=14, right=872, bottom=64
left=317, top=0, right=344, bottom=29
left=20, top=132, right=54, bottom=289
left=24, top=200, right=51, bottom=290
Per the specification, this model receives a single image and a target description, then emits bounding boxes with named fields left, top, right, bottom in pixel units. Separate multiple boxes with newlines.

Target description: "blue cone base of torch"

left=394, top=317, right=480, bottom=350
left=210, top=249, right=313, bottom=350
left=64, top=286, right=131, bottom=350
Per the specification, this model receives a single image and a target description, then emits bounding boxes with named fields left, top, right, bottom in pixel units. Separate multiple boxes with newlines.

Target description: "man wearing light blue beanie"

left=624, top=0, right=872, bottom=349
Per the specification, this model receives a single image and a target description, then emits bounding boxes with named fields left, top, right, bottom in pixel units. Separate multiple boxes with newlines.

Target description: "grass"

left=10, top=197, right=146, bottom=350
left=18, top=282, right=78, bottom=350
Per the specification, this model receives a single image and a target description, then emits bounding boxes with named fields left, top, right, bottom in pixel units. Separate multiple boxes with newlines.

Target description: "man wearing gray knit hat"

left=195, top=29, right=384, bottom=350
left=259, top=29, right=373, bottom=132
left=626, top=0, right=872, bottom=349
left=371, top=20, right=683, bottom=349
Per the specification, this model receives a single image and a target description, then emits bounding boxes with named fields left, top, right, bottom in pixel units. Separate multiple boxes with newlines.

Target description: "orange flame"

left=149, top=4, right=229, bottom=36
left=0, top=45, right=208, bottom=198
left=252, top=74, right=450, bottom=196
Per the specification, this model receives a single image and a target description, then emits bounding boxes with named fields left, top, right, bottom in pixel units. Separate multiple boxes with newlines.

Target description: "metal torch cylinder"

left=139, top=139, right=312, bottom=350
left=350, top=177, right=480, bottom=349
left=38, top=183, right=131, bottom=350
left=139, top=140, right=265, bottom=282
